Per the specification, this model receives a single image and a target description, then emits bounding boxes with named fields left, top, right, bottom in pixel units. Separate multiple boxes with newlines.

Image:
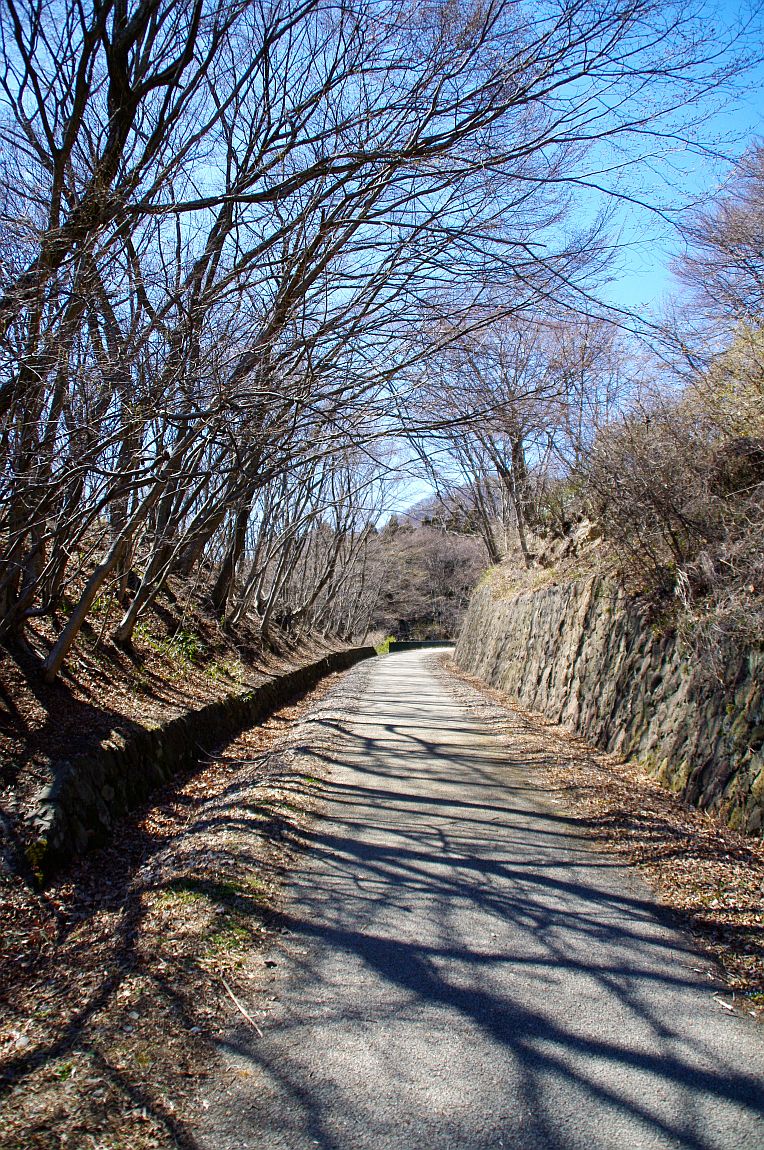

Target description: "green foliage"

left=156, top=875, right=269, bottom=963
left=164, top=629, right=206, bottom=664
left=375, top=635, right=396, bottom=654
left=132, top=621, right=206, bottom=665
left=25, top=838, right=47, bottom=886
left=205, top=920, right=252, bottom=955
left=163, top=874, right=266, bottom=907
left=205, top=657, right=246, bottom=683
left=153, top=885, right=206, bottom=909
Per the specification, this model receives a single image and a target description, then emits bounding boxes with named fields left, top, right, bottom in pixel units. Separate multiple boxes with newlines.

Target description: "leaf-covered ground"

left=0, top=670, right=348, bottom=1150
left=0, top=572, right=349, bottom=865
left=2, top=651, right=762, bottom=1149
left=443, top=658, right=764, bottom=1017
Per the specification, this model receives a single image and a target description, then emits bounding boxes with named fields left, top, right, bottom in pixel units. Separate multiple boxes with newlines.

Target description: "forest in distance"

left=0, top=0, right=763, bottom=681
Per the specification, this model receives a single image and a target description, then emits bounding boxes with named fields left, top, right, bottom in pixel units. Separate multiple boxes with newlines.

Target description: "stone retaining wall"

left=455, top=577, right=763, bottom=834
left=30, top=647, right=376, bottom=875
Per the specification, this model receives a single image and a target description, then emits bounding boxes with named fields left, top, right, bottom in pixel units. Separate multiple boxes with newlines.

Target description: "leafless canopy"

left=0, top=0, right=753, bottom=675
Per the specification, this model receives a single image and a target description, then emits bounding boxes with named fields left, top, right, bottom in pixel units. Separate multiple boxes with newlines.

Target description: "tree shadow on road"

left=210, top=696, right=764, bottom=1150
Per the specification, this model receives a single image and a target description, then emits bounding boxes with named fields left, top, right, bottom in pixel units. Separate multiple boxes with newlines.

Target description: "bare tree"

left=583, top=145, right=764, bottom=654
left=676, top=143, right=764, bottom=329
left=409, top=312, right=627, bottom=566
left=0, top=0, right=756, bottom=674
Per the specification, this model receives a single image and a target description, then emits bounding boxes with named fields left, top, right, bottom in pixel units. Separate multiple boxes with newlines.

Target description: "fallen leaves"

left=444, top=656, right=764, bottom=1016
left=0, top=670, right=343, bottom=1149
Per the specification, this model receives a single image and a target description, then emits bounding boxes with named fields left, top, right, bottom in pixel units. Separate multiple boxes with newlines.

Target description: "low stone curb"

left=28, top=647, right=376, bottom=877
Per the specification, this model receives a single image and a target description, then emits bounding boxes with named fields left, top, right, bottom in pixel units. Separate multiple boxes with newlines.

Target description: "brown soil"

left=442, top=656, right=764, bottom=1018
left=0, top=577, right=337, bottom=873
left=0, top=669, right=347, bottom=1150
left=0, top=577, right=349, bottom=1148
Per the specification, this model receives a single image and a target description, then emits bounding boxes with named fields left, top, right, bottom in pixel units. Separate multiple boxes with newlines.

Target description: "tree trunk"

left=209, top=506, right=249, bottom=616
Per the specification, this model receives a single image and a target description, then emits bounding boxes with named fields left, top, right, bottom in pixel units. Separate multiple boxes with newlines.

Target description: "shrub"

left=583, top=366, right=763, bottom=660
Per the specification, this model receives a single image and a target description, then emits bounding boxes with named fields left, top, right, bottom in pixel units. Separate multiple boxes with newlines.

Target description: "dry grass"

left=0, top=674, right=343, bottom=1149
left=3, top=644, right=761, bottom=1148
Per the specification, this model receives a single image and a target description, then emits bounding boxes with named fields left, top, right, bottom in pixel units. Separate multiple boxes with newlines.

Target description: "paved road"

left=199, top=651, right=764, bottom=1150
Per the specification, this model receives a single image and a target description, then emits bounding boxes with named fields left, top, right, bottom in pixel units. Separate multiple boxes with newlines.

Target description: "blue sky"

left=393, top=7, right=764, bottom=512
left=603, top=12, right=764, bottom=317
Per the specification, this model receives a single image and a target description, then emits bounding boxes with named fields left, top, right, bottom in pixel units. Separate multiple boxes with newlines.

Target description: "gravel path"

left=196, top=650, right=764, bottom=1150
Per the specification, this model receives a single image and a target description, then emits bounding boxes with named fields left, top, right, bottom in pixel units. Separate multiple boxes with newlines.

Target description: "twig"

left=219, top=976, right=264, bottom=1036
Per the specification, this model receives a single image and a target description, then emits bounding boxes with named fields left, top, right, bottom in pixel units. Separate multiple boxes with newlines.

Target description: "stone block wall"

left=455, top=577, right=763, bottom=834
left=30, top=647, right=376, bottom=875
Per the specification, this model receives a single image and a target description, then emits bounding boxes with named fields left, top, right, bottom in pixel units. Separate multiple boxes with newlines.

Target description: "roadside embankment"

left=29, top=647, right=376, bottom=876
left=455, top=575, right=763, bottom=834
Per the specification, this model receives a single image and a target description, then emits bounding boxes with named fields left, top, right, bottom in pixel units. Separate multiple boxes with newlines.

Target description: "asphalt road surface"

left=198, top=650, right=764, bottom=1150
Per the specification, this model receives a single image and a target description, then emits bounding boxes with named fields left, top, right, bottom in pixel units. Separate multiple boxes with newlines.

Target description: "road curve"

left=199, top=650, right=764, bottom=1150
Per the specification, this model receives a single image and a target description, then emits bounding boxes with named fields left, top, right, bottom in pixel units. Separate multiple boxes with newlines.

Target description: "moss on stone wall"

left=455, top=577, right=763, bottom=834
left=28, top=648, right=376, bottom=878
